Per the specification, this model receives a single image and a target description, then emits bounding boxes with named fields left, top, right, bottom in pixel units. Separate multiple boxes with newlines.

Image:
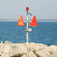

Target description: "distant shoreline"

left=0, top=19, right=57, bottom=22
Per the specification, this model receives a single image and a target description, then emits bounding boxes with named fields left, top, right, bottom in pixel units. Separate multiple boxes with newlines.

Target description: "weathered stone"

left=4, top=41, right=16, bottom=49
left=2, top=45, right=12, bottom=54
left=4, top=41, right=13, bottom=45
left=36, top=49, right=51, bottom=57
left=28, top=51, right=37, bottom=57
left=49, top=45, right=57, bottom=54
left=28, top=43, right=48, bottom=52
left=1, top=53, right=10, bottom=57
left=0, top=44, right=5, bottom=55
left=36, top=43, right=48, bottom=47
left=0, top=41, right=57, bottom=57
left=28, top=43, right=36, bottom=51
left=50, top=53, right=57, bottom=57
left=21, top=54, right=26, bottom=57
left=36, top=44, right=48, bottom=50
left=0, top=48, right=3, bottom=55
left=11, top=45, right=27, bottom=56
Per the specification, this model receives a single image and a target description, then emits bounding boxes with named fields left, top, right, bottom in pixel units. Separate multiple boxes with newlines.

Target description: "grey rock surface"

left=0, top=41, right=57, bottom=57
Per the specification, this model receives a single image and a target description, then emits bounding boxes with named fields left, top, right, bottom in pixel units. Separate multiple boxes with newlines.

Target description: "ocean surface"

left=0, top=22, right=57, bottom=46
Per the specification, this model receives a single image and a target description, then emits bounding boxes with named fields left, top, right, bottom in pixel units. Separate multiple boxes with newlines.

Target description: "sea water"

left=0, top=22, right=57, bottom=46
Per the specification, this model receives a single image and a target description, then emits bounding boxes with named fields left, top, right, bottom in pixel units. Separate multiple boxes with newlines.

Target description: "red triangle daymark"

left=17, top=15, right=24, bottom=26
left=30, top=16, right=38, bottom=27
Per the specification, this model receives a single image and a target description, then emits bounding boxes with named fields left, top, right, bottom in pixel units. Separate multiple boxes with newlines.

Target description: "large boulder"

left=29, top=51, right=37, bottom=57
left=21, top=54, right=26, bottom=57
left=36, top=49, right=51, bottom=57
left=1, top=53, right=10, bottom=57
left=28, top=43, right=48, bottom=52
left=0, top=42, right=57, bottom=57
left=49, top=45, right=57, bottom=54
left=4, top=41, right=16, bottom=49
left=0, top=44, right=5, bottom=55
left=11, top=44, right=27, bottom=56
left=50, top=53, right=57, bottom=57
left=4, top=41, right=14, bottom=45
left=2, top=45, right=12, bottom=54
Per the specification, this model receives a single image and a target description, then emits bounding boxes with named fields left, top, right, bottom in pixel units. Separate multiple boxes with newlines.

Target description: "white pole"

left=26, top=7, right=29, bottom=57
left=26, top=15, right=29, bottom=57
left=26, top=15, right=29, bottom=43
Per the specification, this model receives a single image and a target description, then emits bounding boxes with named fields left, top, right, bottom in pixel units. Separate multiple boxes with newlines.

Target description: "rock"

left=0, top=41, right=57, bottom=57
left=0, top=44, right=5, bottom=55
left=36, top=44, right=48, bottom=50
left=36, top=43, right=48, bottom=47
left=9, top=48, right=13, bottom=56
left=4, top=41, right=17, bottom=49
left=1, top=53, right=10, bottom=57
left=36, top=49, right=51, bottom=57
left=27, top=43, right=36, bottom=51
left=49, top=45, right=57, bottom=54
left=0, top=48, right=3, bottom=55
left=21, top=54, right=26, bottom=57
left=4, top=41, right=13, bottom=45
left=50, top=53, right=57, bottom=57
left=2, top=45, right=12, bottom=54
left=29, top=43, right=48, bottom=52
left=11, top=44, right=27, bottom=56
left=29, top=51, right=37, bottom=57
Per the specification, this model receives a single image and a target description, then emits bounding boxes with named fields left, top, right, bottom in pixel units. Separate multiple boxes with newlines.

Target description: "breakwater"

left=0, top=41, right=57, bottom=57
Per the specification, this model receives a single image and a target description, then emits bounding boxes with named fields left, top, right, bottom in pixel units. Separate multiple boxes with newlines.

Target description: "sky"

left=0, top=0, right=57, bottom=20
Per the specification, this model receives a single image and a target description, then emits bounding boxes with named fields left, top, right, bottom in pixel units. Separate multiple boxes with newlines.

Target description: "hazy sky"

left=0, top=0, right=57, bottom=20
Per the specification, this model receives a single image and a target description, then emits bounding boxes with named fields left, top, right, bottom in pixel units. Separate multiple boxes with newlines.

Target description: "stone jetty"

left=0, top=41, right=57, bottom=57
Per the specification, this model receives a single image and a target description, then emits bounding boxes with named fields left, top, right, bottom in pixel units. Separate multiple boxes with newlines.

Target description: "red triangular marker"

left=17, top=15, right=24, bottom=26
left=30, top=16, right=38, bottom=27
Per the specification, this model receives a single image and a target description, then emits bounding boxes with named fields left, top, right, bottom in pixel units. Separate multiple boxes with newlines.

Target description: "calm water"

left=0, top=22, right=57, bottom=46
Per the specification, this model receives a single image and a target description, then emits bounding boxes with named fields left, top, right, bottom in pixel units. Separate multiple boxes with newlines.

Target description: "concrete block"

left=36, top=49, right=51, bottom=57
left=50, top=53, right=57, bottom=57
left=12, top=45, right=27, bottom=56
left=49, top=45, right=57, bottom=54
left=1, top=53, right=10, bottom=57
left=0, top=44, right=5, bottom=55
left=29, top=51, right=37, bottom=57
left=2, top=45, right=11, bottom=54
left=21, top=54, right=26, bottom=57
